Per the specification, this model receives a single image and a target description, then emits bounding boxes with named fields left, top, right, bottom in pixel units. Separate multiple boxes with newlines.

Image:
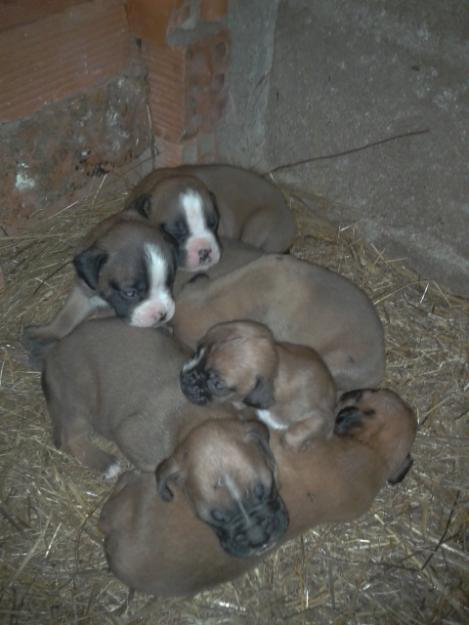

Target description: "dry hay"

left=0, top=164, right=468, bottom=625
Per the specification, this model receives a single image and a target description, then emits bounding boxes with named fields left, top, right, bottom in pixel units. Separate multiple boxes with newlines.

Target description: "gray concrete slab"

left=217, top=0, right=469, bottom=296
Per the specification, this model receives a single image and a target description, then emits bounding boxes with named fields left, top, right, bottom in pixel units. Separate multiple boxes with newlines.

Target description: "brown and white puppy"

left=180, top=320, right=337, bottom=448
left=126, top=172, right=221, bottom=272
left=154, top=418, right=289, bottom=558
left=22, top=231, right=262, bottom=367
left=40, top=318, right=288, bottom=557
left=99, top=388, right=417, bottom=597
left=125, top=164, right=296, bottom=263
left=173, top=254, right=385, bottom=393
left=23, top=218, right=177, bottom=360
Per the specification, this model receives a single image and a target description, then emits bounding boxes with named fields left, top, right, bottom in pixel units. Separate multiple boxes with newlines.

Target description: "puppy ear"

left=155, top=457, right=183, bottom=502
left=388, top=454, right=414, bottom=485
left=244, top=375, right=275, bottom=409
left=334, top=406, right=364, bottom=435
left=244, top=419, right=270, bottom=444
left=73, top=247, right=108, bottom=290
left=127, top=193, right=152, bottom=219
left=244, top=420, right=276, bottom=472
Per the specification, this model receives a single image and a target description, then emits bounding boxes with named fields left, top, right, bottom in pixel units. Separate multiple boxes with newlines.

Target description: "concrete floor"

left=217, top=0, right=469, bottom=296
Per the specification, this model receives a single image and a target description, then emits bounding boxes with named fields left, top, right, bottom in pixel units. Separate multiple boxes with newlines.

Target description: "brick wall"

left=0, top=0, right=232, bottom=231
left=0, top=0, right=151, bottom=230
left=127, top=0, right=230, bottom=165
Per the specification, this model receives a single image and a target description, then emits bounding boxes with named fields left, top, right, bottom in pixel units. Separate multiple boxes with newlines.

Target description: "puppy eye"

left=254, top=483, right=266, bottom=502
left=162, top=218, right=188, bottom=241
left=211, top=508, right=226, bottom=523
left=121, top=287, right=138, bottom=299
left=206, top=213, right=218, bottom=231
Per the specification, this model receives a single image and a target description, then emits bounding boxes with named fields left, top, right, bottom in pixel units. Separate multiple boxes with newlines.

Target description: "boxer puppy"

left=180, top=320, right=337, bottom=449
left=23, top=232, right=261, bottom=367
left=23, top=218, right=177, bottom=361
left=99, top=388, right=417, bottom=597
left=126, top=173, right=221, bottom=272
left=125, top=164, right=296, bottom=256
left=40, top=318, right=288, bottom=556
left=173, top=254, right=386, bottom=393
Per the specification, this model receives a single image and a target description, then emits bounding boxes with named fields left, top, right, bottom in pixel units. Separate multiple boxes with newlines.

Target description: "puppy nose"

left=246, top=525, right=267, bottom=547
left=198, top=248, right=211, bottom=262
left=159, top=311, right=167, bottom=322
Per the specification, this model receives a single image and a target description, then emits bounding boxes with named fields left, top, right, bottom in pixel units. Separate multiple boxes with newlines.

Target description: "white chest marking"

left=256, top=409, right=288, bottom=431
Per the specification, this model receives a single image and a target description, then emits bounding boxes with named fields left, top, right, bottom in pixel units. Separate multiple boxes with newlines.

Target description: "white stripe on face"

left=130, top=243, right=175, bottom=328
left=181, top=190, right=221, bottom=270
left=224, top=475, right=251, bottom=525
left=182, top=346, right=206, bottom=372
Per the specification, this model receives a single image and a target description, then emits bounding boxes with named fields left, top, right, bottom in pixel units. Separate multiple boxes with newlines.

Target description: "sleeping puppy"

left=126, top=172, right=221, bottom=272
left=99, top=388, right=417, bottom=597
left=23, top=219, right=177, bottom=363
left=180, top=320, right=337, bottom=449
left=22, top=228, right=261, bottom=364
left=173, top=254, right=385, bottom=393
left=125, top=164, right=296, bottom=258
left=39, top=317, right=288, bottom=557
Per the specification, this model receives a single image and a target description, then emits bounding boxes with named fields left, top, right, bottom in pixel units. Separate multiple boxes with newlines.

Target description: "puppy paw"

left=334, top=406, right=365, bottom=435
left=21, top=326, right=57, bottom=370
left=102, top=461, right=123, bottom=481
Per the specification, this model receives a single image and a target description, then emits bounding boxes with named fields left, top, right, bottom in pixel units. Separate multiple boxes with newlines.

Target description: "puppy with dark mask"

left=99, top=388, right=417, bottom=597
left=23, top=228, right=261, bottom=364
left=23, top=218, right=177, bottom=363
left=126, top=174, right=221, bottom=272
left=39, top=318, right=288, bottom=557
left=173, top=254, right=385, bottom=393
left=124, top=164, right=296, bottom=260
left=180, top=320, right=337, bottom=449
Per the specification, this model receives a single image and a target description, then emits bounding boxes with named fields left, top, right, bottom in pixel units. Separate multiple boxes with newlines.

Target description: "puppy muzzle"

left=180, top=368, right=212, bottom=405
left=211, top=494, right=289, bottom=558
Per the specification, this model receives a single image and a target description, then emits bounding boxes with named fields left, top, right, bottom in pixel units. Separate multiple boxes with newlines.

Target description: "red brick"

left=200, top=0, right=228, bottom=22
left=185, top=30, right=230, bottom=134
left=168, top=0, right=196, bottom=31
left=127, top=0, right=182, bottom=46
left=0, top=0, right=85, bottom=33
left=154, top=137, right=185, bottom=166
left=142, top=42, right=186, bottom=142
left=0, top=0, right=129, bottom=122
left=187, top=47, right=213, bottom=86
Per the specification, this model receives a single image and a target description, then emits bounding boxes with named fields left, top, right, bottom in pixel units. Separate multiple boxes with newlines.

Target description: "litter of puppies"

left=0, top=162, right=467, bottom=624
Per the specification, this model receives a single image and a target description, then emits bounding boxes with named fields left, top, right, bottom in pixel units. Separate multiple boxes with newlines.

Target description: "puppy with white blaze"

left=180, top=320, right=337, bottom=449
left=128, top=245, right=175, bottom=327
left=177, top=188, right=221, bottom=271
left=99, top=388, right=417, bottom=597
left=126, top=175, right=222, bottom=272
left=23, top=220, right=177, bottom=364
left=39, top=318, right=289, bottom=558
left=124, top=164, right=296, bottom=267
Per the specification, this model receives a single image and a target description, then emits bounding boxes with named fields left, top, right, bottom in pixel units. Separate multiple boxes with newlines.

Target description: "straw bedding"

left=0, top=163, right=467, bottom=625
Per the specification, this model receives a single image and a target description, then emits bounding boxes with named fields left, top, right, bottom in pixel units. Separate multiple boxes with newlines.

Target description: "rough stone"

left=0, top=58, right=150, bottom=230
left=216, top=0, right=469, bottom=296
